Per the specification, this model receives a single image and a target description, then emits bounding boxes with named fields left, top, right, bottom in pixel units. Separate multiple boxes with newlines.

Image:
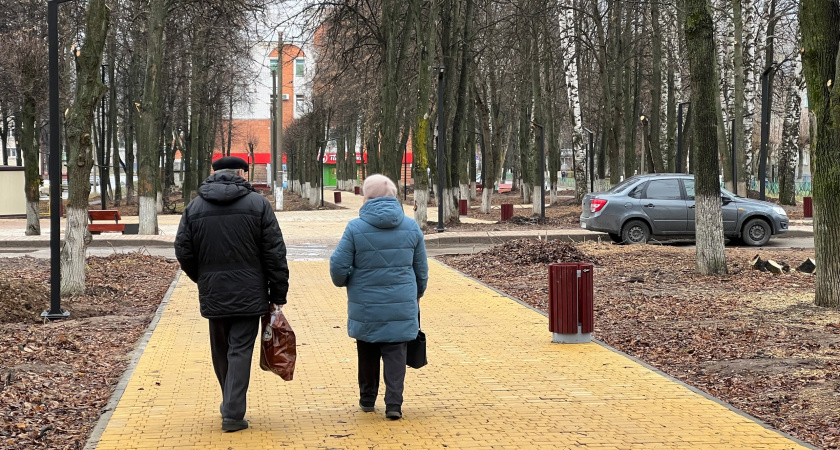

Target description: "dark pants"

left=356, top=340, right=408, bottom=408
left=209, top=316, right=260, bottom=420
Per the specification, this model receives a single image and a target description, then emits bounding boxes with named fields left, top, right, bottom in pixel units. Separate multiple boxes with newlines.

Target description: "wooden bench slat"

left=88, top=223, right=126, bottom=233
left=88, top=210, right=122, bottom=222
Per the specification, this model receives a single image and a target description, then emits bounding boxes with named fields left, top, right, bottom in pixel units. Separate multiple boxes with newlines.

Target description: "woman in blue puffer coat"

left=329, top=174, right=428, bottom=420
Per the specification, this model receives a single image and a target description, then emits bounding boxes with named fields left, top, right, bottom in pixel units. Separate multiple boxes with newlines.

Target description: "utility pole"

left=274, top=34, right=284, bottom=211
left=270, top=64, right=276, bottom=188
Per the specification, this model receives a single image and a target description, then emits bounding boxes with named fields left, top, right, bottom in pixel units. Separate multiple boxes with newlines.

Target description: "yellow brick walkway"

left=91, top=260, right=809, bottom=449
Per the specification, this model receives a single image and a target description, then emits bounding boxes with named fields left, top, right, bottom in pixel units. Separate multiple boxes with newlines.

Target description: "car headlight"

left=772, top=205, right=787, bottom=216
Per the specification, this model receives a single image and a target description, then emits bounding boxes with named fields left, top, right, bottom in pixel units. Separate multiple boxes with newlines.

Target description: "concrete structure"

left=0, top=167, right=26, bottom=216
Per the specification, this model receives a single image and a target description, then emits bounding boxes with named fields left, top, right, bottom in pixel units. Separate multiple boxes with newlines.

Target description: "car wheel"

left=741, top=218, right=771, bottom=246
left=608, top=233, right=623, bottom=244
left=621, top=220, right=650, bottom=245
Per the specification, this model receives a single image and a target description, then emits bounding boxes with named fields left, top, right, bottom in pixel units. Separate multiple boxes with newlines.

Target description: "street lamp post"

left=435, top=66, right=445, bottom=233
left=44, top=0, right=76, bottom=320
left=531, top=121, right=545, bottom=220
left=582, top=127, right=594, bottom=192
left=677, top=101, right=691, bottom=173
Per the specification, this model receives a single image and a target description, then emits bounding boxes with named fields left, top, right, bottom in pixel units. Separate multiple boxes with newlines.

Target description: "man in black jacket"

left=175, top=156, right=289, bottom=432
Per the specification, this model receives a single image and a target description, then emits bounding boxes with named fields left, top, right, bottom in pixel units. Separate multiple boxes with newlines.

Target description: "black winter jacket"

left=174, top=173, right=290, bottom=319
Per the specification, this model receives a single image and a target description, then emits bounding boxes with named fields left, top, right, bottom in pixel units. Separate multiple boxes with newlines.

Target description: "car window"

left=608, top=176, right=640, bottom=193
left=628, top=185, right=643, bottom=199
left=643, top=179, right=682, bottom=200
left=682, top=179, right=695, bottom=200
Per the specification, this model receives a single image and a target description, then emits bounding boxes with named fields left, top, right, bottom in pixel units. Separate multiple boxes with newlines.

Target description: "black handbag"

left=406, top=313, right=427, bottom=369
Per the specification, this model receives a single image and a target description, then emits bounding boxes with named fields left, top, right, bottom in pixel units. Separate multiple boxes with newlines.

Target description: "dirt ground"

left=0, top=254, right=179, bottom=449
left=440, top=240, right=838, bottom=449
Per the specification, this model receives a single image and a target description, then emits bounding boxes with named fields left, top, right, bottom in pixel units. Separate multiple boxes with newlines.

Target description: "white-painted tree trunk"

left=25, top=200, right=40, bottom=236
left=559, top=6, right=587, bottom=202
left=156, top=191, right=163, bottom=213
left=414, top=188, right=428, bottom=228
left=139, top=195, right=158, bottom=235
left=695, top=193, right=728, bottom=275
left=274, top=187, right=284, bottom=211
left=302, top=182, right=310, bottom=199
left=441, top=187, right=456, bottom=223
left=480, top=186, right=494, bottom=214
left=309, top=184, right=321, bottom=207
left=549, top=181, right=557, bottom=205
left=532, top=187, right=541, bottom=216
left=459, top=183, right=469, bottom=213
left=345, top=178, right=356, bottom=191
left=60, top=207, right=88, bottom=296
left=521, top=182, right=531, bottom=205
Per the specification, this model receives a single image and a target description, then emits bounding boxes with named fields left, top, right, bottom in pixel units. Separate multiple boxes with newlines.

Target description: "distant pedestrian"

left=329, top=174, right=428, bottom=420
left=174, top=156, right=290, bottom=432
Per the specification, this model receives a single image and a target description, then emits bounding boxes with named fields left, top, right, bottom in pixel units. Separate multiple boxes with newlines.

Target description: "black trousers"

left=356, top=340, right=408, bottom=407
left=209, top=316, right=260, bottom=420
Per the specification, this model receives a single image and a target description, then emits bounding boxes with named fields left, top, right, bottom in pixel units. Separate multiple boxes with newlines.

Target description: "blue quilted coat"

left=329, top=196, right=428, bottom=343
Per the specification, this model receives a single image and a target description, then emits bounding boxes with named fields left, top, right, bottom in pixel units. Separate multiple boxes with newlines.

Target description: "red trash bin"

left=501, top=203, right=514, bottom=221
left=334, top=191, right=342, bottom=204
left=354, top=186, right=361, bottom=195
left=548, top=263, right=594, bottom=343
left=459, top=199, right=468, bottom=217
left=803, top=196, right=813, bottom=218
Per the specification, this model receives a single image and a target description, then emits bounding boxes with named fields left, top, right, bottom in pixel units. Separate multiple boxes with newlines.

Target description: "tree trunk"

left=347, top=117, right=358, bottom=189
left=778, top=57, right=802, bottom=206
left=109, top=53, right=121, bottom=206
left=800, top=0, right=840, bottom=307
left=137, top=0, right=166, bottom=235
left=21, top=95, right=41, bottom=236
left=560, top=5, right=586, bottom=201
left=650, top=0, right=665, bottom=173
left=0, top=107, right=8, bottom=167
left=61, top=0, right=109, bottom=296
left=685, top=0, right=727, bottom=275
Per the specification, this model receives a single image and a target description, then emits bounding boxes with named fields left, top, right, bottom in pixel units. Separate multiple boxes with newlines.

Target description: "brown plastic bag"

left=259, top=305, right=296, bottom=381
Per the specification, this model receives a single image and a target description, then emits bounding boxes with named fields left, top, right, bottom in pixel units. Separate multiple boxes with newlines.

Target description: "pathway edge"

left=83, top=272, right=182, bottom=450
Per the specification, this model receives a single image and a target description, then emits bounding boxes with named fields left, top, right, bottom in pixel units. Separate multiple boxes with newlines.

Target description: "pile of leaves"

left=477, top=238, right=598, bottom=265
left=0, top=253, right=179, bottom=449
left=440, top=241, right=840, bottom=449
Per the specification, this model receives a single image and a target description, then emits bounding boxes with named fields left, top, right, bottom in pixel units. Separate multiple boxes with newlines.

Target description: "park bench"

left=88, top=210, right=125, bottom=234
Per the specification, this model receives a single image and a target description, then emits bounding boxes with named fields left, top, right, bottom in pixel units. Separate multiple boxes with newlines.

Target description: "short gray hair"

left=215, top=168, right=241, bottom=176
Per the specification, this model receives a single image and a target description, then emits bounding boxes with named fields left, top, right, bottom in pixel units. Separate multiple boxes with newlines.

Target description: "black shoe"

left=359, top=401, right=375, bottom=412
left=385, top=406, right=402, bottom=420
left=219, top=402, right=223, bottom=416
left=222, top=418, right=249, bottom=432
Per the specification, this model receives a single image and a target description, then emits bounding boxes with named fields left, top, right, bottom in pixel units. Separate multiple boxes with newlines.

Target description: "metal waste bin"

left=501, top=204, right=514, bottom=221
left=459, top=199, right=468, bottom=217
left=804, top=196, right=813, bottom=218
left=334, top=191, right=342, bottom=204
left=354, top=186, right=361, bottom=195
left=548, top=263, right=594, bottom=343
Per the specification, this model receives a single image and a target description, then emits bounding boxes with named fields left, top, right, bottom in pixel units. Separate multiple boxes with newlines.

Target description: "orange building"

left=212, top=43, right=306, bottom=184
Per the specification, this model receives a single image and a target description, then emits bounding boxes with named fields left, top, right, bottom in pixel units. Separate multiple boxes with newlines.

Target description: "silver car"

left=579, top=174, right=789, bottom=246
